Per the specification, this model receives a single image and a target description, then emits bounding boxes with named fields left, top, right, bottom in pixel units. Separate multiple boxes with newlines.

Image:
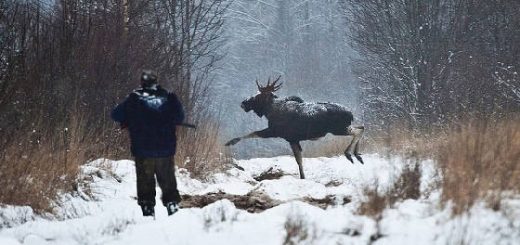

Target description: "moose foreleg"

left=345, top=125, right=365, bottom=164
left=225, top=128, right=274, bottom=146
left=290, top=142, right=305, bottom=179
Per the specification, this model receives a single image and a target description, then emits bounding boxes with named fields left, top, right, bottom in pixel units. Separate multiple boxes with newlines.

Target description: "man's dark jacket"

left=111, top=86, right=184, bottom=158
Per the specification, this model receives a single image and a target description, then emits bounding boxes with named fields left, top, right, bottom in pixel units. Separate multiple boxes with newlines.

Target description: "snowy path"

left=0, top=155, right=518, bottom=245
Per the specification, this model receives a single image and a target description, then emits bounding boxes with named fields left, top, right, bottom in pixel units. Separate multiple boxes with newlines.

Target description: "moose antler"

left=257, top=75, right=282, bottom=93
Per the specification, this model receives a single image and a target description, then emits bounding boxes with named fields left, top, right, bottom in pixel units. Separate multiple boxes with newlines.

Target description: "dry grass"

left=389, top=161, right=422, bottom=201
left=358, top=118, right=520, bottom=216
left=357, top=185, right=388, bottom=219
left=358, top=162, right=422, bottom=218
left=307, top=123, right=430, bottom=219
left=253, top=167, right=286, bottom=181
left=0, top=114, right=119, bottom=213
left=0, top=113, right=230, bottom=213
left=181, top=190, right=280, bottom=213
left=302, top=135, right=348, bottom=158
left=301, top=123, right=439, bottom=159
left=436, top=119, right=520, bottom=214
left=175, top=119, right=232, bottom=179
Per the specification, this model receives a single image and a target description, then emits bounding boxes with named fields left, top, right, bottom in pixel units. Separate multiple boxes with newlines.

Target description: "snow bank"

left=0, top=154, right=518, bottom=245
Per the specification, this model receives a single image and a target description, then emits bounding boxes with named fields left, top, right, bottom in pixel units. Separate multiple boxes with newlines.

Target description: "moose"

left=225, top=76, right=365, bottom=179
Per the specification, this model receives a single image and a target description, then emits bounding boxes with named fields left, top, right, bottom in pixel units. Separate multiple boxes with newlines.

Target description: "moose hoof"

left=345, top=153, right=354, bottom=163
left=355, top=154, right=364, bottom=164
left=225, top=138, right=240, bottom=146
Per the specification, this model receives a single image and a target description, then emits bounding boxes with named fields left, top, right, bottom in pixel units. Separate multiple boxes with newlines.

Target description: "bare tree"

left=341, top=0, right=520, bottom=131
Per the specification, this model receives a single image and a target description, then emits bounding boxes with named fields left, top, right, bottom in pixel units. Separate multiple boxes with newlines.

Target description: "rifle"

left=119, top=122, right=196, bottom=130
left=177, top=123, right=196, bottom=129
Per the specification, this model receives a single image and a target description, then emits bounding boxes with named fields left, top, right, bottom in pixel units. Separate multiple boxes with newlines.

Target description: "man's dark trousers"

left=135, top=157, right=181, bottom=207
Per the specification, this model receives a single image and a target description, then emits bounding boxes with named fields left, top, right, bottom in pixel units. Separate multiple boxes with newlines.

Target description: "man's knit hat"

left=141, top=69, right=158, bottom=88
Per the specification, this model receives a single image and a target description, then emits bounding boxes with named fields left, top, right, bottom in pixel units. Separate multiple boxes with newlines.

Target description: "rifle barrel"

left=177, top=123, right=196, bottom=129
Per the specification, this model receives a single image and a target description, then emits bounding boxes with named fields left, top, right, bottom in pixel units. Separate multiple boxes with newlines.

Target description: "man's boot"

left=141, top=205, right=155, bottom=217
left=166, top=202, right=179, bottom=216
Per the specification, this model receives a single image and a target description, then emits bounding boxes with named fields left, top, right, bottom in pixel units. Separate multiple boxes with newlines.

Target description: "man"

left=111, top=70, right=184, bottom=217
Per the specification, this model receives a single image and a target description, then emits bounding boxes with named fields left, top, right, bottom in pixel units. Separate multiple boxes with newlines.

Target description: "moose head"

left=241, top=76, right=282, bottom=117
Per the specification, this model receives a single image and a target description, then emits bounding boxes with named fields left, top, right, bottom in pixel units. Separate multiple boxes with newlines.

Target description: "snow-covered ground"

left=0, top=155, right=519, bottom=245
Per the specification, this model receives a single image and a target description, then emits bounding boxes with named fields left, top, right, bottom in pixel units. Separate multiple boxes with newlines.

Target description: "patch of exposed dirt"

left=325, top=180, right=343, bottom=187
left=180, top=190, right=281, bottom=213
left=181, top=191, right=351, bottom=212
left=303, top=195, right=351, bottom=209
left=253, top=167, right=286, bottom=181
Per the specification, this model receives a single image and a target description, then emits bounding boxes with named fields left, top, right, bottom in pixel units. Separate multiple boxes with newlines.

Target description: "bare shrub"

left=437, top=119, right=520, bottom=214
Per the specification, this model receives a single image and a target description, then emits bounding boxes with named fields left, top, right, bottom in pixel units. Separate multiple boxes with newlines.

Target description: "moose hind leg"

left=290, top=142, right=305, bottom=179
left=345, top=125, right=365, bottom=164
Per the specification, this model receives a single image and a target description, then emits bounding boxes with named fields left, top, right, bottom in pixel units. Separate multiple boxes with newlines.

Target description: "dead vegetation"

left=358, top=118, right=519, bottom=217
left=0, top=115, right=117, bottom=213
left=0, top=113, right=230, bottom=214
left=436, top=120, right=520, bottom=214
left=358, top=162, right=422, bottom=218
left=355, top=161, right=422, bottom=242
left=175, top=119, right=233, bottom=180
left=357, top=185, right=389, bottom=219
left=181, top=191, right=281, bottom=213
left=181, top=191, right=351, bottom=212
left=301, top=135, right=348, bottom=158
left=253, top=167, right=286, bottom=181
left=300, top=123, right=436, bottom=159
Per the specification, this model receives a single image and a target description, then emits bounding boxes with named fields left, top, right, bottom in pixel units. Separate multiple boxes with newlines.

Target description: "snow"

left=0, top=155, right=518, bottom=245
